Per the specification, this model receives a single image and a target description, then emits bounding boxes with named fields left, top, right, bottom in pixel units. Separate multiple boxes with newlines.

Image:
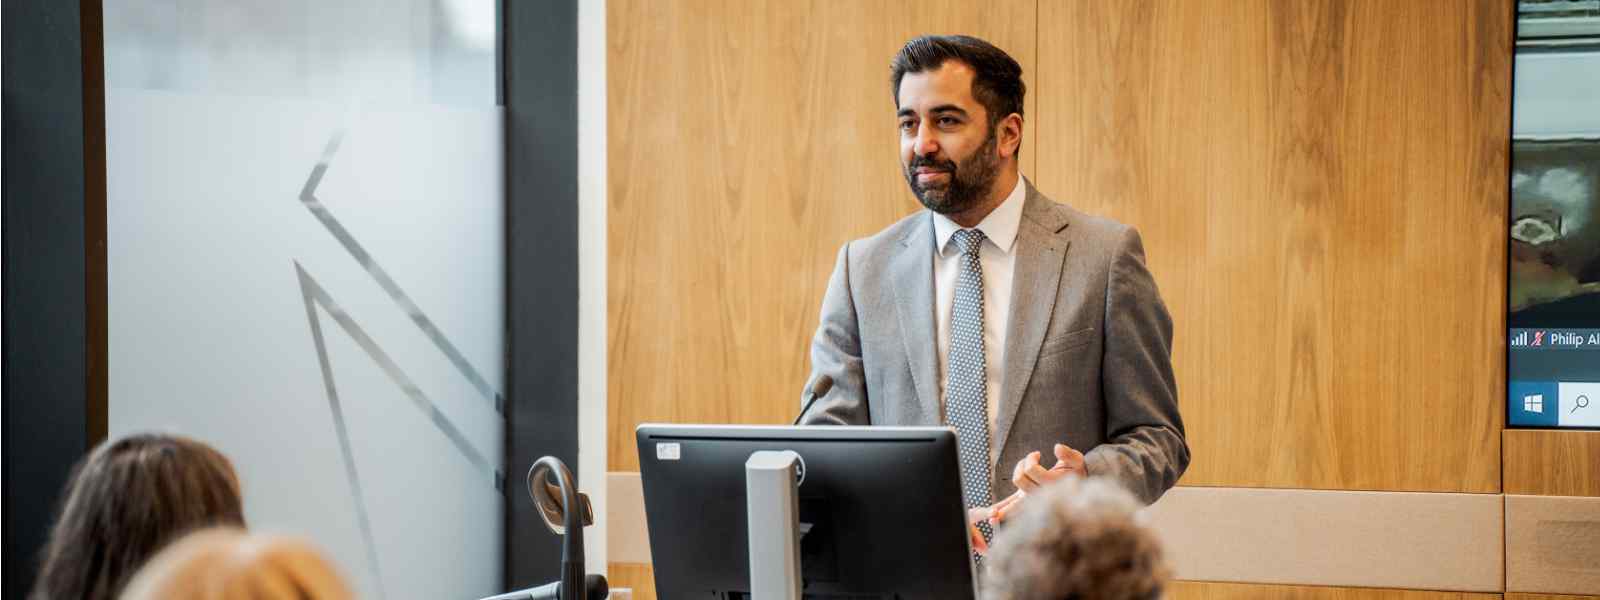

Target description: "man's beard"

left=903, top=129, right=1002, bottom=216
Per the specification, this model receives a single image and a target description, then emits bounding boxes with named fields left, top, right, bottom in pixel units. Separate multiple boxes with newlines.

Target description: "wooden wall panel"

left=1504, top=430, right=1600, bottom=497
left=1505, top=494, right=1600, bottom=596
left=607, top=563, right=657, bottom=600
left=1147, top=486, right=1503, bottom=592
left=607, top=0, right=1037, bottom=470
left=1506, top=595, right=1600, bottom=600
left=1169, top=582, right=1499, bottom=600
left=1034, top=0, right=1511, bottom=492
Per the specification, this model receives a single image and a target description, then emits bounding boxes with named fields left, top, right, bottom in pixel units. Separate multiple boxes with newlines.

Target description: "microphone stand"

left=793, top=374, right=834, bottom=426
left=478, top=456, right=608, bottom=600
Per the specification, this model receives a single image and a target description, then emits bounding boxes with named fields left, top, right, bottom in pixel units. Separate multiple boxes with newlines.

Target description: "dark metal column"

left=2, top=0, right=108, bottom=595
left=502, top=0, right=581, bottom=589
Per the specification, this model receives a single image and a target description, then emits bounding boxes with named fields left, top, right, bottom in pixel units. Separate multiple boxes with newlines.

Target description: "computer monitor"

left=635, top=424, right=977, bottom=599
left=1506, top=3, right=1600, bottom=430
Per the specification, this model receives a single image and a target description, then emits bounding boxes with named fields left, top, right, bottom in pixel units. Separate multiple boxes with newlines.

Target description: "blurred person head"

left=30, top=433, right=246, bottom=600
left=120, top=528, right=353, bottom=600
left=985, top=477, right=1171, bottom=600
left=890, top=35, right=1026, bottom=224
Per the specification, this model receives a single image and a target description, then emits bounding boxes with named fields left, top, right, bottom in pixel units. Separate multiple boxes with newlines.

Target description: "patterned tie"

left=946, top=228, right=994, bottom=546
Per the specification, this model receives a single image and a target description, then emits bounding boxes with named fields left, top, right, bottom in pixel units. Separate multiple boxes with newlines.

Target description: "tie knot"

left=952, top=228, right=986, bottom=255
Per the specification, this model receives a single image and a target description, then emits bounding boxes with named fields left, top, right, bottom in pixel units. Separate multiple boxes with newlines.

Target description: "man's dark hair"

left=890, top=35, right=1026, bottom=129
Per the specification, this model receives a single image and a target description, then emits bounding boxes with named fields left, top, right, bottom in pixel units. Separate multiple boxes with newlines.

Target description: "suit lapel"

left=993, top=183, right=1071, bottom=466
left=890, top=215, right=941, bottom=425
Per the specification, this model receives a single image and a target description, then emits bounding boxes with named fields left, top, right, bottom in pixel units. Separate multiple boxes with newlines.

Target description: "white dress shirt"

left=933, top=176, right=1026, bottom=437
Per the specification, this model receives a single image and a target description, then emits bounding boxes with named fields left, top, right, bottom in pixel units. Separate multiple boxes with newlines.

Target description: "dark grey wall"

left=503, top=0, right=582, bottom=589
left=2, top=0, right=107, bottom=595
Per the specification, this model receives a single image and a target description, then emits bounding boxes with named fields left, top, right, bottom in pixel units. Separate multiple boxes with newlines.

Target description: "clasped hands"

left=967, top=442, right=1085, bottom=554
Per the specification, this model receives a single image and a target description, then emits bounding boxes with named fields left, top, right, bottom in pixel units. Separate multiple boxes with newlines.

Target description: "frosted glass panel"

left=104, top=0, right=496, bottom=107
left=103, top=2, right=503, bottom=599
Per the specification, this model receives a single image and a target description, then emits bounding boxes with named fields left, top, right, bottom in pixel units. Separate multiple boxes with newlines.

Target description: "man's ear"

left=999, top=113, right=1024, bottom=158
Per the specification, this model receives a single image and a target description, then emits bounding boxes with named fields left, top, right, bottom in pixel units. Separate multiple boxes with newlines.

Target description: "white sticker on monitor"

left=656, top=442, right=681, bottom=461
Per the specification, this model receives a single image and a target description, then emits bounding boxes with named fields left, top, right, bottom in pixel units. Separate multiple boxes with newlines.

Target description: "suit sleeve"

left=798, top=242, right=870, bottom=425
left=1084, top=226, right=1190, bottom=503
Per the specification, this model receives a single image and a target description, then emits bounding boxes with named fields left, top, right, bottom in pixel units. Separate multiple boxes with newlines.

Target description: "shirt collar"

left=933, top=175, right=1026, bottom=256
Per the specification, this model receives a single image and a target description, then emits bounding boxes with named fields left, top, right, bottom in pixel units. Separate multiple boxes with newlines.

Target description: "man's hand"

left=1011, top=443, right=1086, bottom=493
left=986, top=489, right=1026, bottom=526
left=970, top=491, right=1035, bottom=553
left=971, top=444, right=1086, bottom=552
left=967, top=506, right=992, bottom=554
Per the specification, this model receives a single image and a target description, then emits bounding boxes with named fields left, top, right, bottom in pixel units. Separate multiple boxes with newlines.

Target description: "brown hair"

left=29, top=433, right=245, bottom=600
left=985, top=477, right=1171, bottom=600
left=120, top=528, right=353, bottom=600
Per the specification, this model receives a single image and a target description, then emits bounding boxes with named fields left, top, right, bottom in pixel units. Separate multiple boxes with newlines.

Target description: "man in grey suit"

left=799, top=35, right=1188, bottom=552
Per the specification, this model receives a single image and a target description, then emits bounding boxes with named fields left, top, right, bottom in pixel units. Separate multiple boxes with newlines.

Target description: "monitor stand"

left=746, top=450, right=804, bottom=600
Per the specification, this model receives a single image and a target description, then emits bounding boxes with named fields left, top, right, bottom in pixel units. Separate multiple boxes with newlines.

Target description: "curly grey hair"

left=984, top=477, right=1170, bottom=600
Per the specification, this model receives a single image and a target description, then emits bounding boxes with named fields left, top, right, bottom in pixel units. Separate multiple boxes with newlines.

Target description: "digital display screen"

left=1507, top=1, right=1600, bottom=429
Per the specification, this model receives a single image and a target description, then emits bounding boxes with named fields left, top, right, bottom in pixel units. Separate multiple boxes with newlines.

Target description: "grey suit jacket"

left=800, top=180, right=1189, bottom=504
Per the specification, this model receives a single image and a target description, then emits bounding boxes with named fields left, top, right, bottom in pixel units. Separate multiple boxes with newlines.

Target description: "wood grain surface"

left=1032, top=0, right=1511, bottom=492
left=1504, top=430, right=1600, bottom=497
left=609, top=0, right=1513, bottom=491
left=607, top=0, right=1036, bottom=470
left=606, top=563, right=656, bottom=600
left=1171, top=582, right=1501, bottom=600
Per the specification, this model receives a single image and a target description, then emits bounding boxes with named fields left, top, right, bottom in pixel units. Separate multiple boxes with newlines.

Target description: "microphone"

left=478, top=457, right=607, bottom=600
left=793, top=374, right=835, bottom=425
left=479, top=574, right=608, bottom=600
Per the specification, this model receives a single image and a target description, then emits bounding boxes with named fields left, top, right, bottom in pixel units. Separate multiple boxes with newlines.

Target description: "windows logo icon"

left=1510, top=381, right=1560, bottom=427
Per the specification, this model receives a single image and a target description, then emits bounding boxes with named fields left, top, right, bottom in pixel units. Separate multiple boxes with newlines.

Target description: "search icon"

left=1575, top=395, right=1591, bottom=414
